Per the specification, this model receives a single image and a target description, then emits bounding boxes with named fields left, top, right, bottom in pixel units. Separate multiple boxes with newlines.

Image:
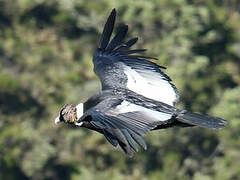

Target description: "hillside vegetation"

left=0, top=0, right=240, bottom=179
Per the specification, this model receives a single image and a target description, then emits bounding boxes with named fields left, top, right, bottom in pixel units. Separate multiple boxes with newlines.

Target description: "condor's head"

left=55, top=103, right=83, bottom=126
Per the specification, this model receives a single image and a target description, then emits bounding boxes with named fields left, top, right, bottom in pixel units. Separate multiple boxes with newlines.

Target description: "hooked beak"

left=55, top=116, right=62, bottom=125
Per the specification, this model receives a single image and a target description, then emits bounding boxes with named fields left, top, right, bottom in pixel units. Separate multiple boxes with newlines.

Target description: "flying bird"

left=55, top=9, right=227, bottom=157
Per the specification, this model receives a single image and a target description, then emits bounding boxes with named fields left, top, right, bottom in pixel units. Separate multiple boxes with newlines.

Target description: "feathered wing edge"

left=99, top=9, right=116, bottom=49
left=98, top=9, right=157, bottom=60
left=84, top=111, right=149, bottom=157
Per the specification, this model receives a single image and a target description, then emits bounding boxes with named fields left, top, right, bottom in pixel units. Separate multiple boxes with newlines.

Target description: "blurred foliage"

left=0, top=0, right=240, bottom=179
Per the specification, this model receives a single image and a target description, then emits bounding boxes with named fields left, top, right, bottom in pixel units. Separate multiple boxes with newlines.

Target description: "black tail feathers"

left=176, top=111, right=227, bottom=130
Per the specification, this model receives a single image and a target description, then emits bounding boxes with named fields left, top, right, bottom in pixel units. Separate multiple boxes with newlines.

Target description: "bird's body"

left=55, top=9, right=227, bottom=157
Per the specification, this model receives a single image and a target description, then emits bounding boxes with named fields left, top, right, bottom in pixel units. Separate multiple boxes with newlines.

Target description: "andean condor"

left=55, top=9, right=227, bottom=157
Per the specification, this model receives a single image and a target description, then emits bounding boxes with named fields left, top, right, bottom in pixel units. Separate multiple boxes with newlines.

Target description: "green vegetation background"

left=0, top=0, right=240, bottom=179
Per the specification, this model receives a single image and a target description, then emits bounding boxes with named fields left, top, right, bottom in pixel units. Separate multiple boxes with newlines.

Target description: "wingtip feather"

left=99, top=9, right=117, bottom=49
left=106, top=24, right=129, bottom=50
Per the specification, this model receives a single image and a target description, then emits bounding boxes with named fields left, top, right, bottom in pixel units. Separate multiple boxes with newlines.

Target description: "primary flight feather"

left=55, top=9, right=227, bottom=157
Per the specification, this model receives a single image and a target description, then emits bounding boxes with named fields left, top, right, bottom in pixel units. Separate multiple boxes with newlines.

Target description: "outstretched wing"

left=78, top=98, right=173, bottom=157
left=93, top=9, right=179, bottom=106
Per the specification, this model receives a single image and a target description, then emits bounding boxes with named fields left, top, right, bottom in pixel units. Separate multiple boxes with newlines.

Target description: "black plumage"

left=75, top=89, right=226, bottom=156
left=55, top=9, right=227, bottom=157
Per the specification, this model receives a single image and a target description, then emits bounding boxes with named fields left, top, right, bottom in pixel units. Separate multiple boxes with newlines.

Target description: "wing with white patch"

left=121, top=59, right=179, bottom=106
left=78, top=99, right=173, bottom=156
left=93, top=9, right=179, bottom=106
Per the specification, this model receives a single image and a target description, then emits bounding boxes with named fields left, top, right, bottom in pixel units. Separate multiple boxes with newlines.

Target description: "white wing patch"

left=112, top=100, right=172, bottom=122
left=124, top=66, right=178, bottom=106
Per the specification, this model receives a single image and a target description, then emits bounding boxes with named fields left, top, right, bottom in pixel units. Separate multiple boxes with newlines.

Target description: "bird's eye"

left=60, top=104, right=69, bottom=116
left=60, top=109, right=63, bottom=115
left=60, top=108, right=66, bottom=116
